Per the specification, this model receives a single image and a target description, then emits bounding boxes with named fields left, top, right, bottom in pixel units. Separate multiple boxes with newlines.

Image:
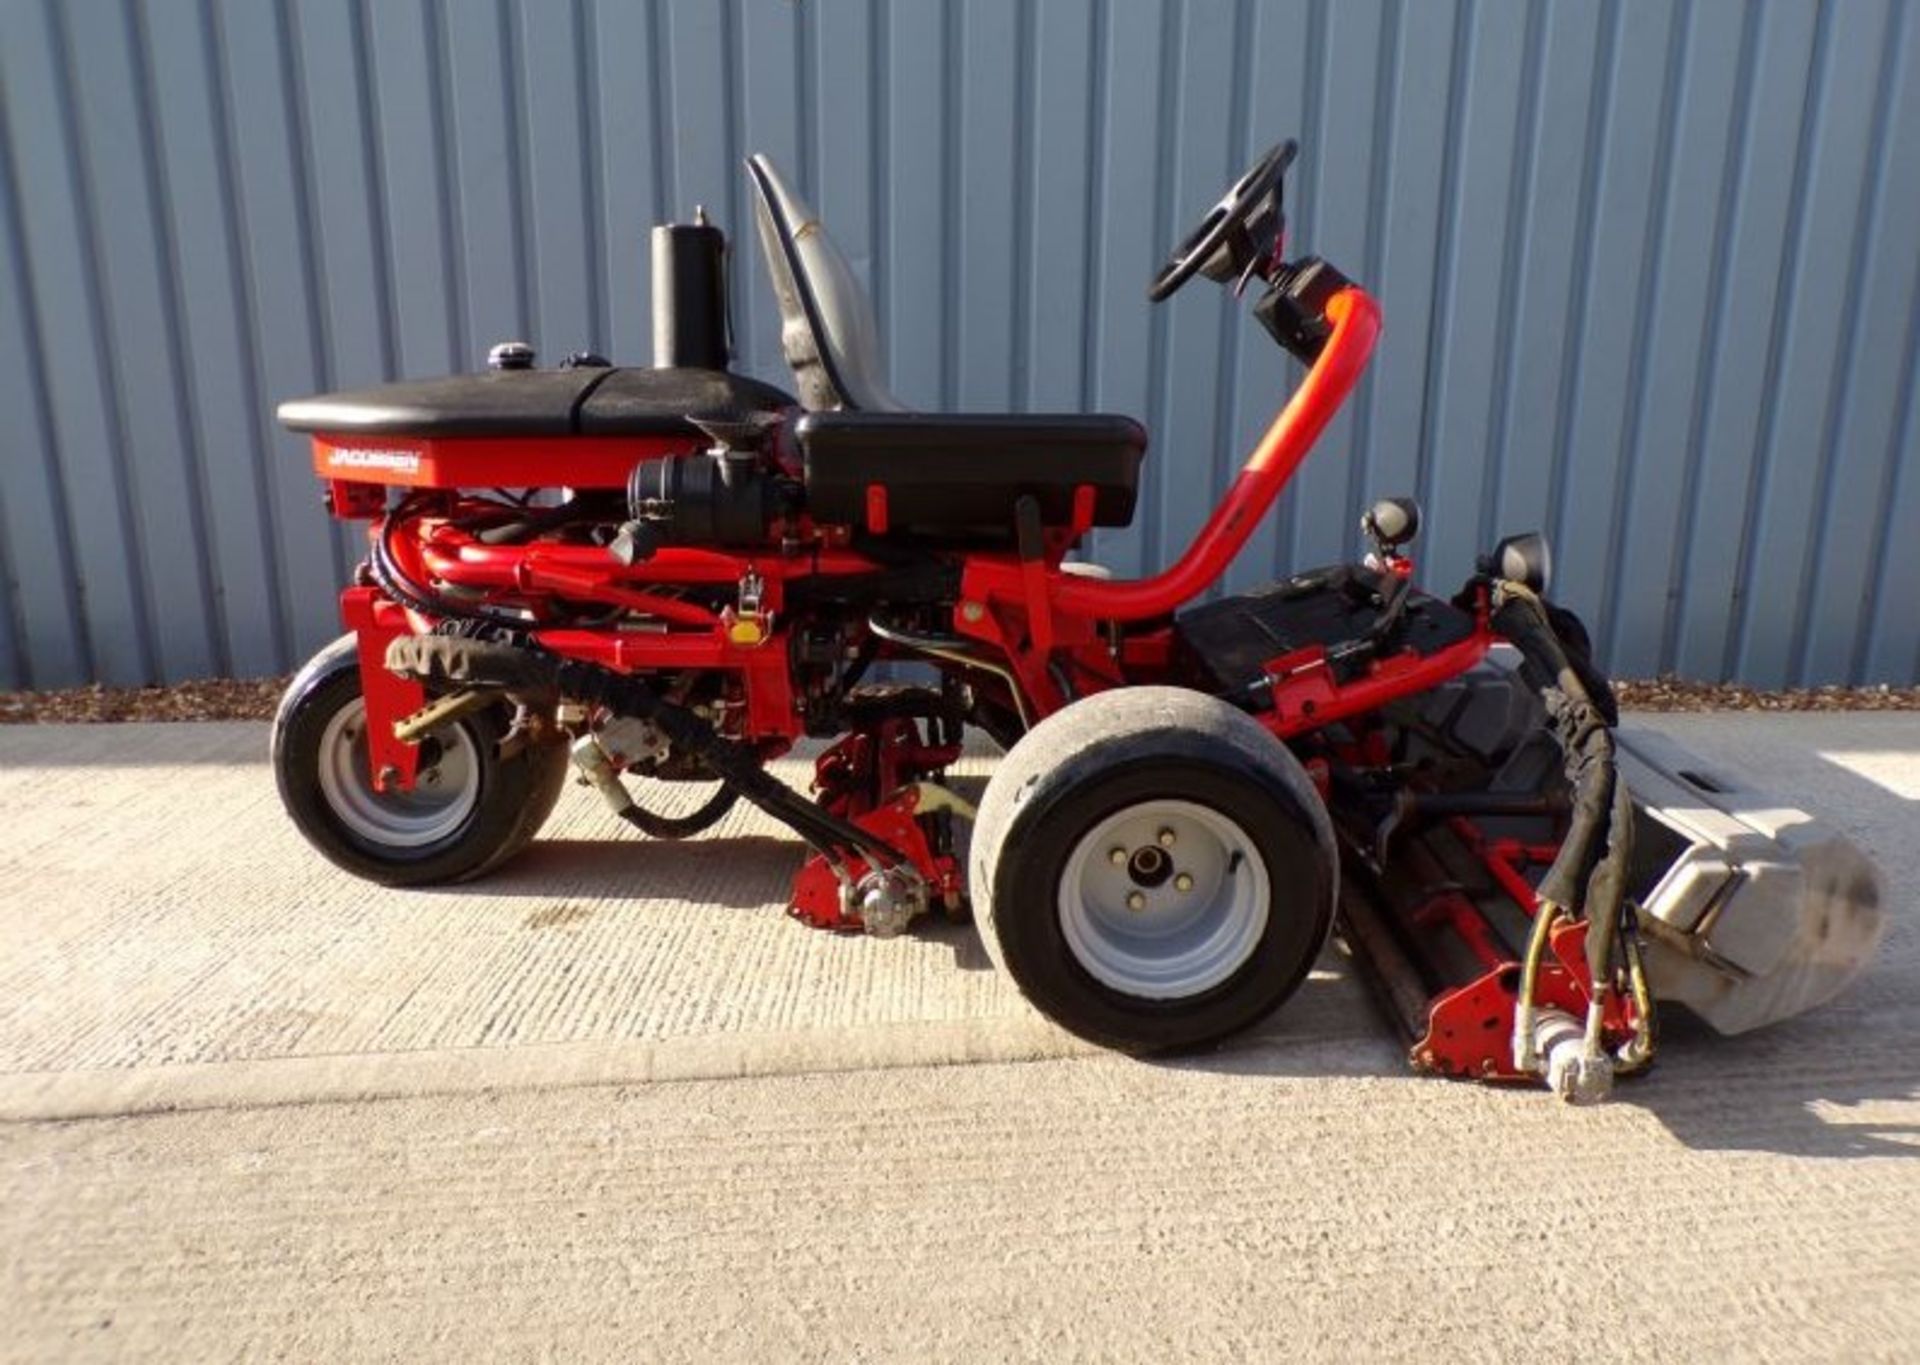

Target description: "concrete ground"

left=1, top=712, right=1916, bottom=1361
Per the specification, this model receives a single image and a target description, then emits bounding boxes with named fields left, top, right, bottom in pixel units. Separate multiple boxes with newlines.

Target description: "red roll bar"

left=962, top=285, right=1382, bottom=622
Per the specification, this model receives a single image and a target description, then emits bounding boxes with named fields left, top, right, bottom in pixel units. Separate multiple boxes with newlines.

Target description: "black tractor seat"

left=796, top=410, right=1146, bottom=539
left=277, top=365, right=795, bottom=439
left=746, top=153, right=1148, bottom=541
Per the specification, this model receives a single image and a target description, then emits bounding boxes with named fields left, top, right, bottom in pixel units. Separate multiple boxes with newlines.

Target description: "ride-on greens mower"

left=274, top=141, right=1881, bottom=1102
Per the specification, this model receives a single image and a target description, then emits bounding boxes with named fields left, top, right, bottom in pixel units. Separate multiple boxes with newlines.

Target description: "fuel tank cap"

left=486, top=340, right=535, bottom=371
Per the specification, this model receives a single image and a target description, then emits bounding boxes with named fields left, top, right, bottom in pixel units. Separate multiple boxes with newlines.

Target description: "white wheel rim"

left=1057, top=798, right=1270, bottom=1000
left=315, top=699, right=481, bottom=848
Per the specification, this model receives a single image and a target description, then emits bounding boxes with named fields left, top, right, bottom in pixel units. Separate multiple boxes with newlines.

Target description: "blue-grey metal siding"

left=2, top=0, right=1916, bottom=689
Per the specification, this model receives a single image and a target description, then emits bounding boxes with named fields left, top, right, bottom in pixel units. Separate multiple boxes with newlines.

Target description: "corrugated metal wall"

left=2, top=0, right=1916, bottom=690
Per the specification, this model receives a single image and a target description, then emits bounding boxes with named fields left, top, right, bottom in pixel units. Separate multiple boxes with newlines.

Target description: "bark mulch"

left=1610, top=678, right=1920, bottom=713
left=2, top=674, right=1915, bottom=724
left=0, top=678, right=290, bottom=725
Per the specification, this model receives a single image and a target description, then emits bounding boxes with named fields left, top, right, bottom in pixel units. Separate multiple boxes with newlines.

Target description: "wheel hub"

left=1126, top=844, right=1173, bottom=888
left=1058, top=799, right=1270, bottom=999
left=316, top=699, right=481, bottom=848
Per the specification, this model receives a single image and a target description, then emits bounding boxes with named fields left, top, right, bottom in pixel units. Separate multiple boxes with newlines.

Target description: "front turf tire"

left=971, top=687, right=1337, bottom=1053
left=272, top=634, right=569, bottom=886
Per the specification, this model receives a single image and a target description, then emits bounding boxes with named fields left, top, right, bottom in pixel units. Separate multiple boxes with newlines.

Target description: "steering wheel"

left=1147, top=139, right=1297, bottom=302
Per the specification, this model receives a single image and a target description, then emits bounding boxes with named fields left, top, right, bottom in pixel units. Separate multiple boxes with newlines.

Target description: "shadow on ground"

left=438, top=832, right=995, bottom=970
left=449, top=835, right=802, bottom=910
left=1618, top=1010, right=1920, bottom=1160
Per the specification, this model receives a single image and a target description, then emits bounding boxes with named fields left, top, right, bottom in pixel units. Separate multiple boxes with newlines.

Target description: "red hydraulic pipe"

left=422, top=535, right=882, bottom=584
left=965, top=286, right=1382, bottom=622
left=520, top=562, right=721, bottom=627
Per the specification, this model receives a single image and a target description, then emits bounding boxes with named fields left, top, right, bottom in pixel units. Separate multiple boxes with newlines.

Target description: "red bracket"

left=1414, top=915, right=1638, bottom=1081
left=788, top=786, right=960, bottom=932
left=325, top=480, right=387, bottom=520
left=339, top=586, right=426, bottom=792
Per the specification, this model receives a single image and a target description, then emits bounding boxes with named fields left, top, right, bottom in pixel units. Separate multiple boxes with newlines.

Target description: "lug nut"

left=1126, top=891, right=1147, bottom=912
left=1157, top=828, right=1177, bottom=848
left=1174, top=872, right=1194, bottom=893
left=1108, top=847, right=1129, bottom=866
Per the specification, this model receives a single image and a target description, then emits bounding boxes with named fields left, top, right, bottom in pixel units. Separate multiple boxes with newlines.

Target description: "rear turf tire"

left=972, top=687, right=1336, bottom=1053
left=272, top=634, right=569, bottom=886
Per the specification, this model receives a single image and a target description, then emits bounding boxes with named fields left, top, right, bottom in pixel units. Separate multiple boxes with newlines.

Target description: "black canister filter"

left=651, top=212, right=730, bottom=371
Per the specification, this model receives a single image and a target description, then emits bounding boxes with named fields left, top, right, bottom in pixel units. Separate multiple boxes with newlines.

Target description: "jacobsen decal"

left=327, top=447, right=421, bottom=473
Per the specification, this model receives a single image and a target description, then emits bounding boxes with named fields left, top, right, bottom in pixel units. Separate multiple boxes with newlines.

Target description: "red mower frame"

left=319, top=290, right=1504, bottom=776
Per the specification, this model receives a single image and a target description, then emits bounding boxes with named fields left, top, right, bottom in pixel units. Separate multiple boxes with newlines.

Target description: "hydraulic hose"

left=1488, top=585, right=1622, bottom=933
left=615, top=782, right=740, bottom=840
left=567, top=731, right=741, bottom=839
left=547, top=654, right=907, bottom=867
left=386, top=631, right=908, bottom=870
left=1511, top=896, right=1564, bottom=1074
left=370, top=496, right=533, bottom=628
left=1491, top=583, right=1638, bottom=1083
left=1616, top=912, right=1659, bottom=1075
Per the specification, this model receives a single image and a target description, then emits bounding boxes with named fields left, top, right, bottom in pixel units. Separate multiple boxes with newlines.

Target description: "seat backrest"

left=745, top=155, right=904, bottom=412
